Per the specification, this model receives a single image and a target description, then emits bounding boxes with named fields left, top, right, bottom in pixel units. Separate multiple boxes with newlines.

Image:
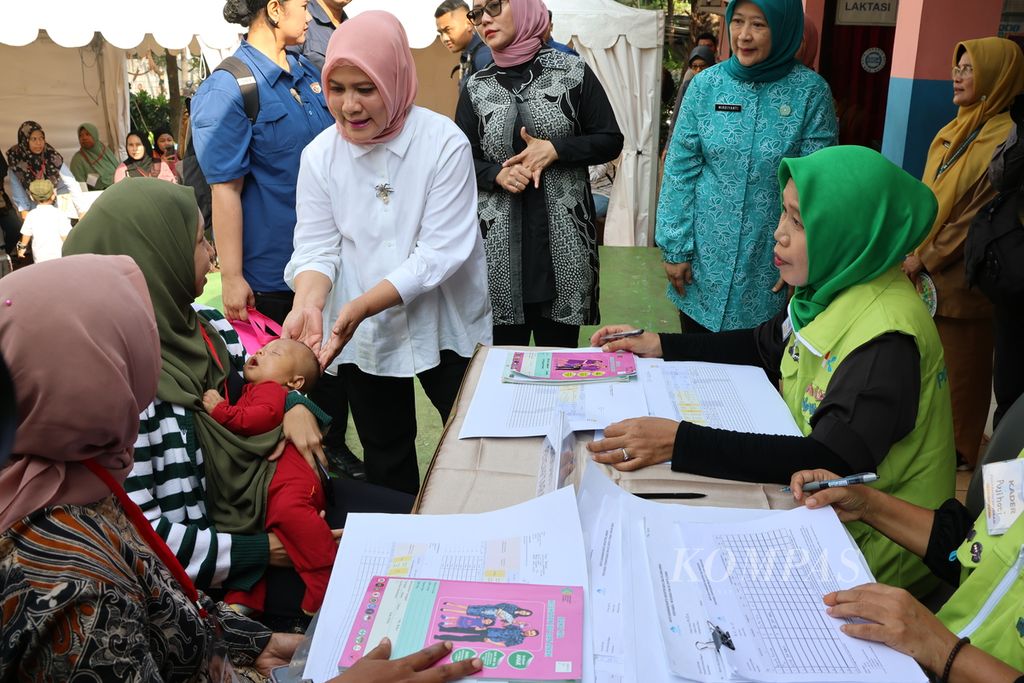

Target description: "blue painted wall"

left=882, top=77, right=958, bottom=179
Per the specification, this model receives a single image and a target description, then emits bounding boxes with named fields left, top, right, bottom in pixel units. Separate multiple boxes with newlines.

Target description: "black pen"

left=635, top=492, right=707, bottom=500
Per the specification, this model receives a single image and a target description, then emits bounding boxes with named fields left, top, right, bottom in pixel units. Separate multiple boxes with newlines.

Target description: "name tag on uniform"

left=715, top=104, right=742, bottom=113
left=983, top=459, right=1024, bottom=535
left=781, top=316, right=793, bottom=341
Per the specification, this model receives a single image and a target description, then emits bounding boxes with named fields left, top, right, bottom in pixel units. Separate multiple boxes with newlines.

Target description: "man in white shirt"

left=16, top=180, right=72, bottom=263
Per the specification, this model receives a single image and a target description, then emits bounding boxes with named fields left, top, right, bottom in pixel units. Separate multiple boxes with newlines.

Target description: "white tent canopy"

left=548, top=0, right=663, bottom=246
left=2, top=2, right=663, bottom=246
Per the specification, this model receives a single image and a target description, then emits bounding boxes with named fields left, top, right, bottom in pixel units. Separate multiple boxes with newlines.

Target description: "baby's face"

left=243, top=339, right=303, bottom=386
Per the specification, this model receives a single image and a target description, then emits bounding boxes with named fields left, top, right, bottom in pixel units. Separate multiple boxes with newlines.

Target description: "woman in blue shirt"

left=191, top=0, right=334, bottom=324
left=657, top=0, right=837, bottom=333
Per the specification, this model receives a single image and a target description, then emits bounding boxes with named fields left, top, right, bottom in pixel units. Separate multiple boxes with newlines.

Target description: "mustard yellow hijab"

left=921, top=38, right=1024, bottom=238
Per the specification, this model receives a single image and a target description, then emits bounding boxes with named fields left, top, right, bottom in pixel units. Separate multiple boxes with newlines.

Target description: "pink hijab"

left=491, top=0, right=550, bottom=68
left=0, top=255, right=160, bottom=532
left=322, top=11, right=418, bottom=145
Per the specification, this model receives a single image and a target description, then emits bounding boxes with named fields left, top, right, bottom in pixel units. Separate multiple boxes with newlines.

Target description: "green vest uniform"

left=781, top=266, right=955, bottom=596
left=937, top=454, right=1024, bottom=670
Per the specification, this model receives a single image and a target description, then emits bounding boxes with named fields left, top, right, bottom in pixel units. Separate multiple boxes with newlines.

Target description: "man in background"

left=435, top=0, right=492, bottom=90
left=544, top=10, right=579, bottom=55
left=296, top=0, right=351, bottom=71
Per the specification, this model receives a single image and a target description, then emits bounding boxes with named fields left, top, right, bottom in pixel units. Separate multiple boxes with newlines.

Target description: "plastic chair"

left=966, top=393, right=1024, bottom=519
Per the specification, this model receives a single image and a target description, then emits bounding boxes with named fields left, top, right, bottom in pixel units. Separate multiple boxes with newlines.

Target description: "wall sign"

left=860, top=47, right=888, bottom=74
left=836, top=1, right=899, bottom=27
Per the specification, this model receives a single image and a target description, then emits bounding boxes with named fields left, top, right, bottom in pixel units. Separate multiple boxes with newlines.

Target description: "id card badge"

left=781, top=316, right=793, bottom=342
left=86, top=172, right=99, bottom=188
left=983, top=459, right=1024, bottom=536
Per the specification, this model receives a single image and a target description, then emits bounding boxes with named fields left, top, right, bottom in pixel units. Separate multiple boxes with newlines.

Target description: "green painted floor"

left=198, top=246, right=679, bottom=480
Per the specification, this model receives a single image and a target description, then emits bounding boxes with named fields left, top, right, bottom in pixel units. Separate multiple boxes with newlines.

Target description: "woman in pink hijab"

left=456, top=0, right=623, bottom=349
left=283, top=10, right=493, bottom=496
left=0, top=254, right=300, bottom=680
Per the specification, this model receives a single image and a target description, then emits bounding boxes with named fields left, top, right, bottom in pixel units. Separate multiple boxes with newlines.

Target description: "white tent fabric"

left=549, top=0, right=664, bottom=247
left=0, top=35, right=127, bottom=166
left=2, top=2, right=663, bottom=247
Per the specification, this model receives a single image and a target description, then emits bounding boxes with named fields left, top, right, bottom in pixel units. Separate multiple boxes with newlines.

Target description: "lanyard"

left=935, top=126, right=983, bottom=179
left=83, top=459, right=208, bottom=618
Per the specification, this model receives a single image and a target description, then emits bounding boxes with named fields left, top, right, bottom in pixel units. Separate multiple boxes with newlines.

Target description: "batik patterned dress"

left=657, top=63, right=837, bottom=332
left=0, top=496, right=271, bottom=681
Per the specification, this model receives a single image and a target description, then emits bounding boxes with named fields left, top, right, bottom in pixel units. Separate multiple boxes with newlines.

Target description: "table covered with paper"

left=416, top=346, right=804, bottom=514
left=301, top=465, right=927, bottom=683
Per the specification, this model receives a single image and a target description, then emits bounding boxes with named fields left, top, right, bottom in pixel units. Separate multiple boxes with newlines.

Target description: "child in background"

left=202, top=337, right=337, bottom=615
left=15, top=180, right=71, bottom=263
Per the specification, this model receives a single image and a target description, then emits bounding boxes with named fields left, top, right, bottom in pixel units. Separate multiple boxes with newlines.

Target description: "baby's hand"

left=202, top=389, right=225, bottom=412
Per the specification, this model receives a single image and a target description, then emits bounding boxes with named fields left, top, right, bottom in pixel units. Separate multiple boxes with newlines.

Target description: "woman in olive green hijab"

left=63, top=179, right=323, bottom=597
left=69, top=122, right=118, bottom=190
left=587, top=146, right=954, bottom=596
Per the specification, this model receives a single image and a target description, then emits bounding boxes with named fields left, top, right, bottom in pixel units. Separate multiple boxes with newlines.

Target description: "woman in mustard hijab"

left=903, top=38, right=1024, bottom=470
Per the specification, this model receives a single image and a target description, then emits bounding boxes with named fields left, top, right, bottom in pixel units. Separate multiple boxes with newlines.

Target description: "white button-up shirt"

left=285, top=106, right=492, bottom=377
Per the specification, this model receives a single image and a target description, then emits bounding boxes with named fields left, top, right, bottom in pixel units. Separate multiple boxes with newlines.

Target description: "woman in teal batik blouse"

left=657, top=0, right=837, bottom=333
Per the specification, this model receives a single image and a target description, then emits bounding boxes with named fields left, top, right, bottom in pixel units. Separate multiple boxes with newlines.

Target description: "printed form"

left=639, top=359, right=801, bottom=437
left=645, top=506, right=927, bottom=683
left=303, top=487, right=590, bottom=683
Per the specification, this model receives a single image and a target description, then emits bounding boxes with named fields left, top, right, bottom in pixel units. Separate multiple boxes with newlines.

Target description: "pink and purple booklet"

left=338, top=576, right=584, bottom=681
left=502, top=350, right=637, bottom=384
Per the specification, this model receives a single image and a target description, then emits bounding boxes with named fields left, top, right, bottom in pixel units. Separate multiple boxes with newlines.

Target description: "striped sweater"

left=126, top=306, right=267, bottom=591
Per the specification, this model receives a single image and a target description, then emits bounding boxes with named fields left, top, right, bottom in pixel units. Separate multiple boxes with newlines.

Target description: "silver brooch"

left=375, top=183, right=394, bottom=204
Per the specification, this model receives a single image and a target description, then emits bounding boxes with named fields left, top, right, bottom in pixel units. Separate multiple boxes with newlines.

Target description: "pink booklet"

left=503, top=351, right=637, bottom=384
left=339, top=576, right=584, bottom=681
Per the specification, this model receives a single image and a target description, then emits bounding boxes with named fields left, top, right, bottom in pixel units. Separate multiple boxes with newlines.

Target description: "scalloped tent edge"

left=1, top=0, right=663, bottom=246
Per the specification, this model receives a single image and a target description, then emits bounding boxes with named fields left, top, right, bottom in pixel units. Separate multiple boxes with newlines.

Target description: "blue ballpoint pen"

left=781, top=472, right=879, bottom=493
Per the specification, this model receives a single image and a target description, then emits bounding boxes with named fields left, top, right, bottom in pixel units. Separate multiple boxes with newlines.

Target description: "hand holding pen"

left=781, top=472, right=878, bottom=493
left=588, top=325, right=663, bottom=356
left=785, top=468, right=876, bottom=524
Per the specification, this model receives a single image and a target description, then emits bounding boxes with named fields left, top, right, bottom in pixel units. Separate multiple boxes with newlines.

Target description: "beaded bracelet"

left=940, top=636, right=970, bottom=683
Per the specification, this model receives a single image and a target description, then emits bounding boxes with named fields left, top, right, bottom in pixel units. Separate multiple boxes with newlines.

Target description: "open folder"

left=303, top=466, right=926, bottom=683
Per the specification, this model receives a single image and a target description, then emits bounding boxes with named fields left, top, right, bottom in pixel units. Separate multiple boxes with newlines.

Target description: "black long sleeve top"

left=662, top=309, right=921, bottom=484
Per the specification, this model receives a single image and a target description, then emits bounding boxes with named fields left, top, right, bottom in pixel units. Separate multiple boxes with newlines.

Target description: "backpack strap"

left=215, top=56, right=260, bottom=124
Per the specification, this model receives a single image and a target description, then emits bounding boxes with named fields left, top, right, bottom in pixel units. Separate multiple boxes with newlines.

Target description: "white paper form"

left=639, top=360, right=801, bottom=437
left=648, top=506, right=927, bottom=683
left=576, top=466, right=780, bottom=683
left=303, top=487, right=591, bottom=683
left=459, top=348, right=649, bottom=438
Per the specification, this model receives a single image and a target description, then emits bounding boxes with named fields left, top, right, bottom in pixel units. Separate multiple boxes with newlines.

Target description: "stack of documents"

left=460, top=348, right=801, bottom=440
left=303, top=466, right=927, bottom=683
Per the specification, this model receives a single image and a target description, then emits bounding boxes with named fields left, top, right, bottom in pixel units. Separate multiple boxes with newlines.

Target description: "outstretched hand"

left=329, top=639, right=483, bottom=682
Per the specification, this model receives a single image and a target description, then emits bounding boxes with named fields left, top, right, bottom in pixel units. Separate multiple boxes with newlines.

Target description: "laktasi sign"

left=836, top=1, right=900, bottom=27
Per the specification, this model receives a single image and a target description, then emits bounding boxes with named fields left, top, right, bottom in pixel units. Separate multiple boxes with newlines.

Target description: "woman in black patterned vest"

left=456, top=0, right=622, bottom=347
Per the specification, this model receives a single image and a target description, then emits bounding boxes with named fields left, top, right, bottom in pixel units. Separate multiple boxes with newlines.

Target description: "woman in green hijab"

left=69, top=122, right=118, bottom=190
left=63, top=178, right=413, bottom=630
left=590, top=146, right=955, bottom=597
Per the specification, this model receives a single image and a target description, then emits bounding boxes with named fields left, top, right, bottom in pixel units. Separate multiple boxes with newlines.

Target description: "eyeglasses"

left=952, top=64, right=974, bottom=79
left=467, top=0, right=505, bottom=26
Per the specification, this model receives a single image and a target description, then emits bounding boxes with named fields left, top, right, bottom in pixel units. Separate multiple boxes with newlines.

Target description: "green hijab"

left=71, top=122, right=118, bottom=189
left=723, top=0, right=803, bottom=83
left=778, top=146, right=938, bottom=332
left=63, top=178, right=278, bottom=534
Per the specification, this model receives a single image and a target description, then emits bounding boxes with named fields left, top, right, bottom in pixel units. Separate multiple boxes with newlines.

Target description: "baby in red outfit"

left=203, top=338, right=336, bottom=615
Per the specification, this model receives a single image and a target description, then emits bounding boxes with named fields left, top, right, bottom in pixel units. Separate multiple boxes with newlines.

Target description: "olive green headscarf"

left=778, top=146, right=938, bottom=332
left=63, top=178, right=278, bottom=534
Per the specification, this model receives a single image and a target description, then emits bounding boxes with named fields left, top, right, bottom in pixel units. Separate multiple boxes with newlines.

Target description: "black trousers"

left=0, top=207, right=21, bottom=253
left=254, top=290, right=352, bottom=448
left=993, top=300, right=1024, bottom=428
left=492, top=302, right=580, bottom=347
left=341, top=350, right=469, bottom=495
left=263, top=478, right=414, bottom=620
